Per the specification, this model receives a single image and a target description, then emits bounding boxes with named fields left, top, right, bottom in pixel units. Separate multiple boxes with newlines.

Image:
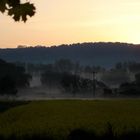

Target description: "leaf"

left=0, top=0, right=7, bottom=13
left=7, top=0, right=20, bottom=7
left=8, top=2, right=36, bottom=22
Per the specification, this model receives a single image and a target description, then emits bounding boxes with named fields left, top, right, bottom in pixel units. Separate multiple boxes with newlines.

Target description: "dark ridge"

left=0, top=42, right=140, bottom=68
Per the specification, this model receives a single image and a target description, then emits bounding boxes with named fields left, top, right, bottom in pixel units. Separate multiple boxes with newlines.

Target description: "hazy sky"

left=1, top=0, right=140, bottom=48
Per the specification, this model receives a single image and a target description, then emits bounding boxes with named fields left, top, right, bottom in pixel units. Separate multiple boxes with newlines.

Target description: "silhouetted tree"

left=119, top=73, right=140, bottom=96
left=0, top=0, right=35, bottom=22
left=41, top=71, right=63, bottom=88
left=61, top=74, right=81, bottom=94
left=0, top=59, right=31, bottom=96
left=119, top=82, right=138, bottom=95
left=0, top=75, right=17, bottom=96
left=103, top=88, right=112, bottom=96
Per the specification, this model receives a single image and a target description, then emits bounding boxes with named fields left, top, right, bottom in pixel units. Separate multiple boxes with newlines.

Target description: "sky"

left=1, top=0, right=140, bottom=48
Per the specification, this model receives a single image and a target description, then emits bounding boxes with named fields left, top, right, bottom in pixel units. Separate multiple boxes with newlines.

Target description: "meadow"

left=0, top=99, right=140, bottom=140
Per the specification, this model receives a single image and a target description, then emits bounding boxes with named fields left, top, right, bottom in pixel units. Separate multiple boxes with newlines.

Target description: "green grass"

left=0, top=100, right=140, bottom=139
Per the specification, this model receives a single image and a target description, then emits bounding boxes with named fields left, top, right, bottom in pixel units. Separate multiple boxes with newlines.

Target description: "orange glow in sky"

left=1, top=0, right=140, bottom=48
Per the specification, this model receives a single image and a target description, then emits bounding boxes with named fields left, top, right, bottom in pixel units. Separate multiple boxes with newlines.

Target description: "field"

left=0, top=100, right=140, bottom=139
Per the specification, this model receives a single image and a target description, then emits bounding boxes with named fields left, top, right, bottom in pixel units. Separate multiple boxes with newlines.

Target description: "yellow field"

left=0, top=100, right=140, bottom=139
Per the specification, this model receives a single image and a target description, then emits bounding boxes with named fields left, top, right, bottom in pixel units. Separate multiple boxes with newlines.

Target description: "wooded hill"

left=0, top=42, right=140, bottom=68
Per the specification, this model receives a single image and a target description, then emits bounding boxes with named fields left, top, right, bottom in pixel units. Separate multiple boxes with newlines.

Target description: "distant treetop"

left=0, top=0, right=36, bottom=22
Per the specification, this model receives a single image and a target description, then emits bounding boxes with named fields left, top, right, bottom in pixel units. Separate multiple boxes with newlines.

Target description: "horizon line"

left=1, top=41, right=140, bottom=49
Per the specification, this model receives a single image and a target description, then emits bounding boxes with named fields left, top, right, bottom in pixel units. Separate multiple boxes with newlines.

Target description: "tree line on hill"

left=1, top=42, right=140, bottom=68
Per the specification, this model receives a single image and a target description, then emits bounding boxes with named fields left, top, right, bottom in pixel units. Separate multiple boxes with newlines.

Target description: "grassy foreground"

left=0, top=100, right=140, bottom=139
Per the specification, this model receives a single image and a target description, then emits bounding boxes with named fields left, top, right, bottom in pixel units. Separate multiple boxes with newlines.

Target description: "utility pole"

left=92, top=71, right=96, bottom=97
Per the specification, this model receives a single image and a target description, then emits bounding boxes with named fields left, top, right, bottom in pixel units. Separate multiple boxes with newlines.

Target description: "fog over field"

left=16, top=72, right=136, bottom=100
left=18, top=87, right=95, bottom=100
left=16, top=74, right=97, bottom=100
